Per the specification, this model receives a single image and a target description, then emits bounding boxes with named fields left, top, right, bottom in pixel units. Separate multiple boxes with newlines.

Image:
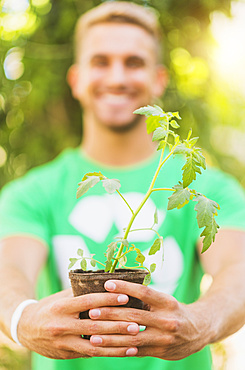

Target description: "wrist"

left=187, top=301, right=216, bottom=348
left=11, top=299, right=38, bottom=346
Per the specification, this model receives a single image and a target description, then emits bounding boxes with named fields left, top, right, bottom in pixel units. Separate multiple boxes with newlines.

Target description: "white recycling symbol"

left=53, top=192, right=184, bottom=293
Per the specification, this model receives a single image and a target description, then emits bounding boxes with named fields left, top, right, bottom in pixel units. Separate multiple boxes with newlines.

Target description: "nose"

left=106, top=60, right=127, bottom=87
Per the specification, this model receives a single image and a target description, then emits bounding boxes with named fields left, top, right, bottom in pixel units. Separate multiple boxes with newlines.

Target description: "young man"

left=0, top=2, right=245, bottom=370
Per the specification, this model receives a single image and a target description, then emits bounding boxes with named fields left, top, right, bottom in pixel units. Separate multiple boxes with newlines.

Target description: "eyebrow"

left=91, top=54, right=107, bottom=59
left=89, top=54, right=147, bottom=61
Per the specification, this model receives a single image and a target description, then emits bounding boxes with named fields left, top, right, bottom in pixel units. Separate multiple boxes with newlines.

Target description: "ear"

left=152, top=65, right=169, bottom=98
left=67, top=64, right=80, bottom=99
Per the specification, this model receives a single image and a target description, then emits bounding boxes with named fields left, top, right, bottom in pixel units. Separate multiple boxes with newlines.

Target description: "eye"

left=126, top=57, right=145, bottom=68
left=91, top=56, right=108, bottom=67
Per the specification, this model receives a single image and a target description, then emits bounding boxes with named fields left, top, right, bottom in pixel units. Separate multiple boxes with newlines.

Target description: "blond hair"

left=74, top=1, right=162, bottom=62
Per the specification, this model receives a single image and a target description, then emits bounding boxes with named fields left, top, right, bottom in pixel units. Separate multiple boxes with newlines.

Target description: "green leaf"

left=102, top=178, right=121, bottom=194
left=172, top=111, right=181, bottom=120
left=149, top=238, right=161, bottom=255
left=146, top=115, right=162, bottom=134
left=119, top=255, right=127, bottom=266
left=167, top=183, right=192, bottom=210
left=182, top=156, right=202, bottom=188
left=152, top=127, right=167, bottom=142
left=157, top=140, right=166, bottom=151
left=194, top=194, right=220, bottom=228
left=186, top=128, right=192, bottom=140
left=173, top=143, right=206, bottom=186
left=150, top=263, right=156, bottom=273
left=90, top=259, right=96, bottom=267
left=154, top=208, right=158, bottom=225
left=116, top=238, right=129, bottom=248
left=68, top=258, right=78, bottom=269
left=82, top=171, right=105, bottom=181
left=193, top=149, right=206, bottom=170
left=80, top=258, right=87, bottom=271
left=143, top=273, right=151, bottom=286
left=187, top=137, right=199, bottom=147
left=106, top=242, right=118, bottom=262
left=169, top=120, right=180, bottom=129
left=173, top=143, right=192, bottom=156
left=77, top=249, right=83, bottom=257
left=200, top=221, right=220, bottom=253
left=194, top=194, right=220, bottom=252
left=121, top=239, right=129, bottom=248
left=133, top=105, right=164, bottom=117
left=135, top=248, right=145, bottom=264
left=105, top=260, right=112, bottom=272
left=76, top=176, right=100, bottom=199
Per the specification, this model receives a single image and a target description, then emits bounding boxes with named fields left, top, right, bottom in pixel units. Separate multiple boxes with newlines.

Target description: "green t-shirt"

left=1, top=148, right=245, bottom=370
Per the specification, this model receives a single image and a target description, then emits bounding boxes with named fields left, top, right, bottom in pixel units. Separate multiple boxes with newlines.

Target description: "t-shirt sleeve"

left=0, top=171, right=52, bottom=245
left=196, top=168, right=245, bottom=230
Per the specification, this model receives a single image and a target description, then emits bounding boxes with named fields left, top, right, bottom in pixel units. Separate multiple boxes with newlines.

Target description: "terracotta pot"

left=69, top=269, right=148, bottom=339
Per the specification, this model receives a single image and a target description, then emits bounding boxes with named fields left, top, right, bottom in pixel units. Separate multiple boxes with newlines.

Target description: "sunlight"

left=1, top=0, right=30, bottom=13
left=0, top=146, right=7, bottom=167
left=3, top=48, right=24, bottom=80
left=210, top=1, right=245, bottom=95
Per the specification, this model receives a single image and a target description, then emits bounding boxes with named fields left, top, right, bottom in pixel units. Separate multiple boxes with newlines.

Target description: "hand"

left=88, top=280, right=211, bottom=360
left=17, top=289, right=139, bottom=359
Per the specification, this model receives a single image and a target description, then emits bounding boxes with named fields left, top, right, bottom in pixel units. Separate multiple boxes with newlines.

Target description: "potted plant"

left=68, top=105, right=219, bottom=323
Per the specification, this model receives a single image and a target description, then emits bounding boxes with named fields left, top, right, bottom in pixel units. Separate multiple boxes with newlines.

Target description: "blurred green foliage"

left=0, top=0, right=245, bottom=190
left=0, top=345, right=30, bottom=369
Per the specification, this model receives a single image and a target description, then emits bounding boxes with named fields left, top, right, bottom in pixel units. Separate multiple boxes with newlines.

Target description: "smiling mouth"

left=98, top=93, right=133, bottom=105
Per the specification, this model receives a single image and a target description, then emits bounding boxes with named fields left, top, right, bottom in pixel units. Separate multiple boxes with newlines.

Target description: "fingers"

left=104, top=280, right=178, bottom=309
left=88, top=330, right=177, bottom=360
left=89, top=329, right=172, bottom=348
left=63, top=318, right=139, bottom=336
left=66, top=336, right=138, bottom=357
left=50, top=292, right=130, bottom=315
left=34, top=334, right=138, bottom=359
left=90, top=332, right=146, bottom=348
left=89, top=306, right=154, bottom=326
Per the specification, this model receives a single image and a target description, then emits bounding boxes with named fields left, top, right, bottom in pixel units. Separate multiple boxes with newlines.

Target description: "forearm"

left=0, top=262, right=36, bottom=339
left=191, top=261, right=245, bottom=345
left=0, top=236, right=47, bottom=341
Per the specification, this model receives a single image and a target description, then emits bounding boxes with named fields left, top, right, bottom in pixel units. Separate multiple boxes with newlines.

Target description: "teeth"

left=100, top=93, right=130, bottom=104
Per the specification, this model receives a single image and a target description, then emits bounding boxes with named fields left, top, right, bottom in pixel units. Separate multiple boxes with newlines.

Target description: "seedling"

left=69, top=105, right=220, bottom=285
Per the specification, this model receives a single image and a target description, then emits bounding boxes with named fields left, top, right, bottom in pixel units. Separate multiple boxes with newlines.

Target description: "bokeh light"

left=0, top=146, right=7, bottom=167
left=3, top=48, right=25, bottom=80
left=210, top=0, right=245, bottom=95
left=1, top=0, right=30, bottom=13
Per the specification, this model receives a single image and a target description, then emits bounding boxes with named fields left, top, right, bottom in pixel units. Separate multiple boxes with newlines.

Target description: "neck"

left=81, top=113, right=156, bottom=166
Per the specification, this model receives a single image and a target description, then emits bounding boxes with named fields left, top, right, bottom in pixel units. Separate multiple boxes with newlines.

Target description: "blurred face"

left=69, top=23, right=166, bottom=130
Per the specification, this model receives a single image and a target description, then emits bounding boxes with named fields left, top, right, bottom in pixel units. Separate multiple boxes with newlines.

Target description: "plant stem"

left=151, top=188, right=173, bottom=192
left=127, top=227, right=161, bottom=238
left=116, top=190, right=134, bottom=214
left=116, top=249, right=133, bottom=260
left=84, top=258, right=106, bottom=268
left=110, top=141, right=177, bottom=272
left=93, top=260, right=106, bottom=268
left=110, top=120, right=180, bottom=273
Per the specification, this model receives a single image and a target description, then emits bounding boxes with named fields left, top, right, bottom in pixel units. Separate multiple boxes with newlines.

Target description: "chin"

left=99, top=115, right=142, bottom=133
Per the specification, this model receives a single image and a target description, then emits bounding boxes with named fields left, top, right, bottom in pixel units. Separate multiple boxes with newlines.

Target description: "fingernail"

left=126, top=348, right=138, bottom=356
left=89, top=308, right=101, bottom=319
left=127, top=324, right=139, bottom=334
left=117, top=294, right=128, bottom=303
left=91, top=336, right=102, bottom=345
left=105, top=281, right=116, bottom=291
